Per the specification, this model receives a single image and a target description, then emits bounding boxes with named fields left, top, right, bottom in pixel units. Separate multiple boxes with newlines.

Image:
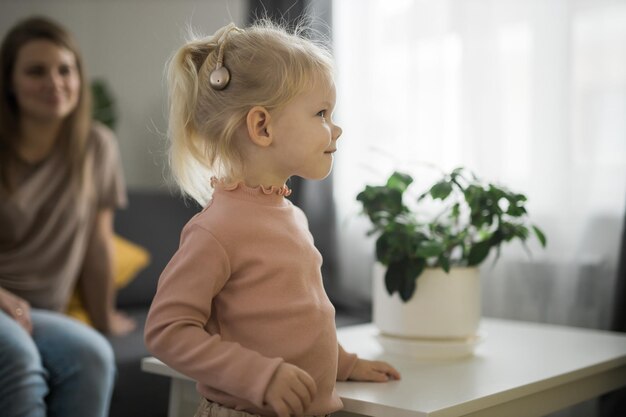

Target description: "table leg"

left=168, top=378, right=201, bottom=417
left=168, top=378, right=185, bottom=417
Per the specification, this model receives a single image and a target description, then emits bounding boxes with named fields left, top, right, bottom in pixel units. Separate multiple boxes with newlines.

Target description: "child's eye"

left=317, top=110, right=326, bottom=118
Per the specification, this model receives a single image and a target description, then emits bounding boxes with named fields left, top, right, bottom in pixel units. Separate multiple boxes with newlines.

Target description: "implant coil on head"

left=208, top=24, right=240, bottom=90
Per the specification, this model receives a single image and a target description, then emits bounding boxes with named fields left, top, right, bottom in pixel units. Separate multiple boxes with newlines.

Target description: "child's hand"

left=264, top=363, right=317, bottom=417
left=348, top=358, right=401, bottom=382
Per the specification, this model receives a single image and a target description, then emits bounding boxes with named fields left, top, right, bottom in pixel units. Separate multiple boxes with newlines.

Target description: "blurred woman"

left=0, top=16, right=133, bottom=417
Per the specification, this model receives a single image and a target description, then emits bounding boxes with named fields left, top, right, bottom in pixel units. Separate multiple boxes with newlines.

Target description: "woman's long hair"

left=0, top=16, right=92, bottom=191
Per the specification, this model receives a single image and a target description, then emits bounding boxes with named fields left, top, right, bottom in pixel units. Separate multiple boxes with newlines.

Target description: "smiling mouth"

left=43, top=96, right=64, bottom=105
left=324, top=149, right=337, bottom=154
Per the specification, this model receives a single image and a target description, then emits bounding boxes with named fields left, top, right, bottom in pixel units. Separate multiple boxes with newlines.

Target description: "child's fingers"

left=297, top=369, right=318, bottom=399
left=367, top=369, right=391, bottom=382
left=351, top=359, right=402, bottom=382
left=269, top=400, right=291, bottom=417
left=265, top=363, right=317, bottom=416
left=283, top=390, right=306, bottom=416
left=290, top=379, right=313, bottom=411
left=374, top=361, right=401, bottom=380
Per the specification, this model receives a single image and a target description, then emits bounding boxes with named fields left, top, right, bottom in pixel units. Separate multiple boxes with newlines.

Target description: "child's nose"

left=333, top=125, right=342, bottom=141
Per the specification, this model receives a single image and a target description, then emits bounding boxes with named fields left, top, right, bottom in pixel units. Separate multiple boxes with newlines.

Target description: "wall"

left=0, top=0, right=246, bottom=189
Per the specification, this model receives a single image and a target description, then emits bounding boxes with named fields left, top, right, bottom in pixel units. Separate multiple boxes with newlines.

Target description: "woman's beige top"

left=0, top=123, right=126, bottom=311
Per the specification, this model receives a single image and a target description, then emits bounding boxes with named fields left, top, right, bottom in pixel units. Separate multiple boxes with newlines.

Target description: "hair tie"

left=209, top=23, right=241, bottom=90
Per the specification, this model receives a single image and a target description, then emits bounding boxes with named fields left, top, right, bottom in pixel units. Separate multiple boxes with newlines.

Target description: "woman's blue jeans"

left=0, top=309, right=115, bottom=417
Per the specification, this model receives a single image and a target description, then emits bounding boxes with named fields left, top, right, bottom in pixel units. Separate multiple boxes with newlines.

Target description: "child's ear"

left=246, top=106, right=273, bottom=147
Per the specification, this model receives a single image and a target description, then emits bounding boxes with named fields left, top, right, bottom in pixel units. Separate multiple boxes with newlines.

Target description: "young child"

left=144, top=20, right=400, bottom=417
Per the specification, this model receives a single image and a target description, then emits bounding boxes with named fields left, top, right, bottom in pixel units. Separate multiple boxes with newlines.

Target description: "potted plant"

left=357, top=168, right=546, bottom=344
left=91, top=78, right=117, bottom=130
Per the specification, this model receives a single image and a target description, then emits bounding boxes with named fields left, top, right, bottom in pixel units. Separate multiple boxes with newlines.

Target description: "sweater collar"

left=210, top=177, right=292, bottom=206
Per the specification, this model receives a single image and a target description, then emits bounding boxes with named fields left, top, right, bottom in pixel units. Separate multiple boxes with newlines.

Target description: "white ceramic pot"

left=372, top=263, right=481, bottom=340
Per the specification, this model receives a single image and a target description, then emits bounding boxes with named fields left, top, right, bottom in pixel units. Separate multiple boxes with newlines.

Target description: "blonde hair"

left=167, top=19, right=334, bottom=206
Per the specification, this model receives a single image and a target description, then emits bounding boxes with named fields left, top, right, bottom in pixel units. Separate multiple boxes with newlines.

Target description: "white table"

left=141, top=318, right=626, bottom=417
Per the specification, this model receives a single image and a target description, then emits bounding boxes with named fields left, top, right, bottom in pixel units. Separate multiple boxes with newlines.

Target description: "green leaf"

left=384, top=264, right=401, bottom=295
left=375, top=235, right=391, bottom=264
left=399, top=274, right=417, bottom=302
left=513, top=225, right=530, bottom=241
left=386, top=259, right=425, bottom=301
left=356, top=186, right=406, bottom=225
left=490, top=229, right=504, bottom=246
left=439, top=254, right=451, bottom=272
left=415, top=241, right=445, bottom=258
left=451, top=167, right=464, bottom=176
left=429, top=181, right=453, bottom=200
left=464, top=184, right=482, bottom=211
left=386, top=172, right=413, bottom=191
left=400, top=259, right=425, bottom=301
left=450, top=202, right=460, bottom=220
left=532, top=225, right=547, bottom=247
left=468, top=240, right=492, bottom=266
left=507, top=206, right=526, bottom=217
left=376, top=228, right=411, bottom=264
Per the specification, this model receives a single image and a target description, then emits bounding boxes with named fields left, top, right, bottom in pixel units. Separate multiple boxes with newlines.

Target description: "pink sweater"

left=144, top=181, right=358, bottom=416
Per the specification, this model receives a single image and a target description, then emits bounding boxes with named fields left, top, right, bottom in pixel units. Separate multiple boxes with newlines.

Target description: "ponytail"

left=167, top=40, right=214, bottom=205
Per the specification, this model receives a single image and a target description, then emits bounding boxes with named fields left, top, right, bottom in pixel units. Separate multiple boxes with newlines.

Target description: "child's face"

left=270, top=80, right=342, bottom=181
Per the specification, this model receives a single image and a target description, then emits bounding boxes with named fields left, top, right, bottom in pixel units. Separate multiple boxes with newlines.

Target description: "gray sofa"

left=108, top=190, right=201, bottom=417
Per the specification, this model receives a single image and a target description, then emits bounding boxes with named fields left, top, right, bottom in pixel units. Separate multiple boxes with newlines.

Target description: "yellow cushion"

left=66, top=234, right=150, bottom=325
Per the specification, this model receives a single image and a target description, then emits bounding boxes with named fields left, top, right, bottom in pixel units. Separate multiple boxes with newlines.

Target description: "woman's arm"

left=78, top=208, right=135, bottom=335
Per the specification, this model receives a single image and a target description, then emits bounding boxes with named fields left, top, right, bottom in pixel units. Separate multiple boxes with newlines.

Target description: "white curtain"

left=332, top=0, right=626, bottom=330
